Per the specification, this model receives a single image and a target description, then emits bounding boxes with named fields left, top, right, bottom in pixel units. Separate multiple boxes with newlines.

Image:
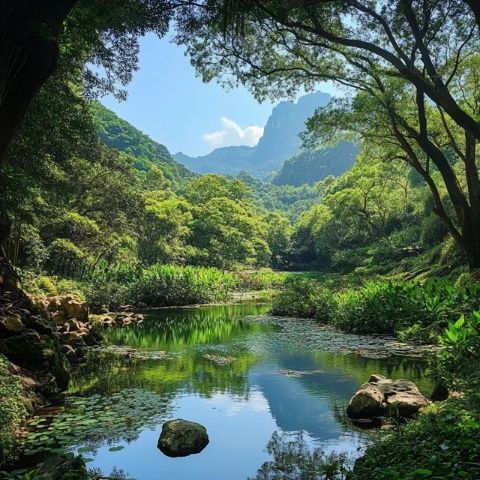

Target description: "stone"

left=51, top=310, right=66, bottom=326
left=347, top=375, right=429, bottom=423
left=382, top=379, right=429, bottom=416
left=0, top=314, right=24, bottom=333
left=347, top=383, right=385, bottom=418
left=60, top=296, right=88, bottom=322
left=368, top=374, right=386, bottom=383
left=25, top=315, right=54, bottom=335
left=158, top=419, right=209, bottom=457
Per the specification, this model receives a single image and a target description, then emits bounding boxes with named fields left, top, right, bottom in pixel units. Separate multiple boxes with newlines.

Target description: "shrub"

left=351, top=398, right=480, bottom=480
left=236, top=270, right=287, bottom=291
left=271, top=277, right=480, bottom=341
left=335, top=280, right=480, bottom=337
left=271, top=277, right=335, bottom=321
left=0, top=355, right=28, bottom=467
left=435, top=311, right=480, bottom=394
left=129, top=264, right=238, bottom=307
left=421, top=215, right=448, bottom=246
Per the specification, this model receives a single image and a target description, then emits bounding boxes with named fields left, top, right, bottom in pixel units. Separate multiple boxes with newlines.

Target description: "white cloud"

left=202, top=117, right=264, bottom=148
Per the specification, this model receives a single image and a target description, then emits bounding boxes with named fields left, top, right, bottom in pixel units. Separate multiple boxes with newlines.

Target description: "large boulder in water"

left=158, top=419, right=209, bottom=457
left=347, top=374, right=428, bottom=422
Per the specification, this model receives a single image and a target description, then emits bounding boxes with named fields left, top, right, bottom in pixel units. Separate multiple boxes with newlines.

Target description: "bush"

left=351, top=398, right=480, bottom=480
left=271, top=278, right=480, bottom=341
left=271, top=277, right=335, bottom=321
left=129, top=264, right=238, bottom=306
left=0, top=355, right=28, bottom=468
left=435, top=311, right=480, bottom=394
left=236, top=270, right=287, bottom=291
left=421, top=215, right=448, bottom=246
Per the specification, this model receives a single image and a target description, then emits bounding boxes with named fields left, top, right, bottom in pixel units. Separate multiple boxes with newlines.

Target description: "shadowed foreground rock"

left=347, top=374, right=428, bottom=424
left=158, top=419, right=209, bottom=457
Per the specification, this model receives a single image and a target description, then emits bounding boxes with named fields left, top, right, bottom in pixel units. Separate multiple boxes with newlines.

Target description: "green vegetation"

left=2, top=1, right=480, bottom=479
left=92, top=102, right=193, bottom=185
left=272, top=277, right=480, bottom=342
left=272, top=141, right=357, bottom=187
left=351, top=311, right=480, bottom=480
left=0, top=355, right=28, bottom=468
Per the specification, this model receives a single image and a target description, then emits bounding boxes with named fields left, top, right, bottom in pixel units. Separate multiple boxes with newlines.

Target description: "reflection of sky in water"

left=56, top=305, right=430, bottom=479
left=86, top=385, right=365, bottom=480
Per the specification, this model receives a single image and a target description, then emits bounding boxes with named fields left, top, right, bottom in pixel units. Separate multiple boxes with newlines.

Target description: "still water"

left=26, top=304, right=432, bottom=479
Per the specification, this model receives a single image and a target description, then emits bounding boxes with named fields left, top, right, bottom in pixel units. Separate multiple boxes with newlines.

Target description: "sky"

left=100, top=33, right=339, bottom=157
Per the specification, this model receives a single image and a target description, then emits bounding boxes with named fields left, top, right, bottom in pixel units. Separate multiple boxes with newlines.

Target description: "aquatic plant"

left=23, top=389, right=174, bottom=459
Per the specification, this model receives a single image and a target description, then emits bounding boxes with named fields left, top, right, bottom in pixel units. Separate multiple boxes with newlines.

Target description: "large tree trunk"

left=0, top=0, right=78, bottom=165
left=463, top=224, right=480, bottom=270
left=0, top=0, right=77, bottom=263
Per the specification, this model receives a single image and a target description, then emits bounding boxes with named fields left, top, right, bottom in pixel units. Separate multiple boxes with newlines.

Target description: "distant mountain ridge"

left=92, top=102, right=194, bottom=185
left=175, top=91, right=333, bottom=179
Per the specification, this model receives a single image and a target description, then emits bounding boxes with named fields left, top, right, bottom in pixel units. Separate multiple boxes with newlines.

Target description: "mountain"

left=272, top=141, right=359, bottom=187
left=174, top=91, right=332, bottom=179
left=92, top=102, right=194, bottom=185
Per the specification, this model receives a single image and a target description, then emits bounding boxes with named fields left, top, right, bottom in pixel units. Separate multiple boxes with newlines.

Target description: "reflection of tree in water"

left=70, top=345, right=258, bottom=398
left=250, top=431, right=350, bottom=480
left=103, top=304, right=271, bottom=350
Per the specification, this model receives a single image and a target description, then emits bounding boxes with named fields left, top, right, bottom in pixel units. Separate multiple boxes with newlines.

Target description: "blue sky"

left=101, top=33, right=339, bottom=157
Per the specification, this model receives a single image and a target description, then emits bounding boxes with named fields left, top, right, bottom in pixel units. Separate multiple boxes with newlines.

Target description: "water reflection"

left=27, top=304, right=432, bottom=480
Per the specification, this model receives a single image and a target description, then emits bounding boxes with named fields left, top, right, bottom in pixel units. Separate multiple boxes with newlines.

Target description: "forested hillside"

left=92, top=103, right=193, bottom=185
left=272, top=141, right=359, bottom=186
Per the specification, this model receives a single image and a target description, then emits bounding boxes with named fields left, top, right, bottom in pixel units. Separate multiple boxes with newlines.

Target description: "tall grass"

left=85, top=264, right=239, bottom=308
left=131, top=265, right=238, bottom=306
left=271, top=277, right=480, bottom=342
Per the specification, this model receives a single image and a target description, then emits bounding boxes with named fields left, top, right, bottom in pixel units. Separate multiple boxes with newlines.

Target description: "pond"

left=25, top=304, right=433, bottom=479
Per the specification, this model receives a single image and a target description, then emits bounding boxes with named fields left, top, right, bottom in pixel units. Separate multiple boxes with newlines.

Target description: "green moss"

left=0, top=354, right=28, bottom=467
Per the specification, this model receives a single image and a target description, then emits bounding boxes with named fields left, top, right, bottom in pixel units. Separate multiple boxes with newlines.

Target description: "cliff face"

left=175, top=92, right=333, bottom=179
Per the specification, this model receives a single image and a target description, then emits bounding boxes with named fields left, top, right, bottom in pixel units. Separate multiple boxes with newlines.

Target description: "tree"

left=175, top=0, right=480, bottom=269
left=0, top=0, right=171, bottom=246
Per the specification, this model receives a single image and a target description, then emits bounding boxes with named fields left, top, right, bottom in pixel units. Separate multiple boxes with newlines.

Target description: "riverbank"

left=2, top=268, right=480, bottom=479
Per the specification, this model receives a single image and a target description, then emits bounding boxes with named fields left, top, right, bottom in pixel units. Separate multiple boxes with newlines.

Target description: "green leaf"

left=454, top=315, right=465, bottom=329
left=414, top=468, right=432, bottom=477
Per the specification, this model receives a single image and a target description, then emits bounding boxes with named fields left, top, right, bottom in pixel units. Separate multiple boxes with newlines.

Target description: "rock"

left=380, top=379, right=429, bottom=416
left=347, top=374, right=429, bottom=423
left=158, top=419, right=209, bottom=457
left=65, top=318, right=84, bottom=332
left=25, top=315, right=54, bottom=335
left=137, top=302, right=147, bottom=308
left=60, top=296, right=88, bottom=322
left=33, top=455, right=89, bottom=480
left=347, top=383, right=385, bottom=418
left=0, top=314, right=24, bottom=333
left=368, top=373, right=386, bottom=383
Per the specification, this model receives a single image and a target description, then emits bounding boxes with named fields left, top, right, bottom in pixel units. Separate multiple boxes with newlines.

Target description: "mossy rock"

left=158, top=419, right=209, bottom=457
